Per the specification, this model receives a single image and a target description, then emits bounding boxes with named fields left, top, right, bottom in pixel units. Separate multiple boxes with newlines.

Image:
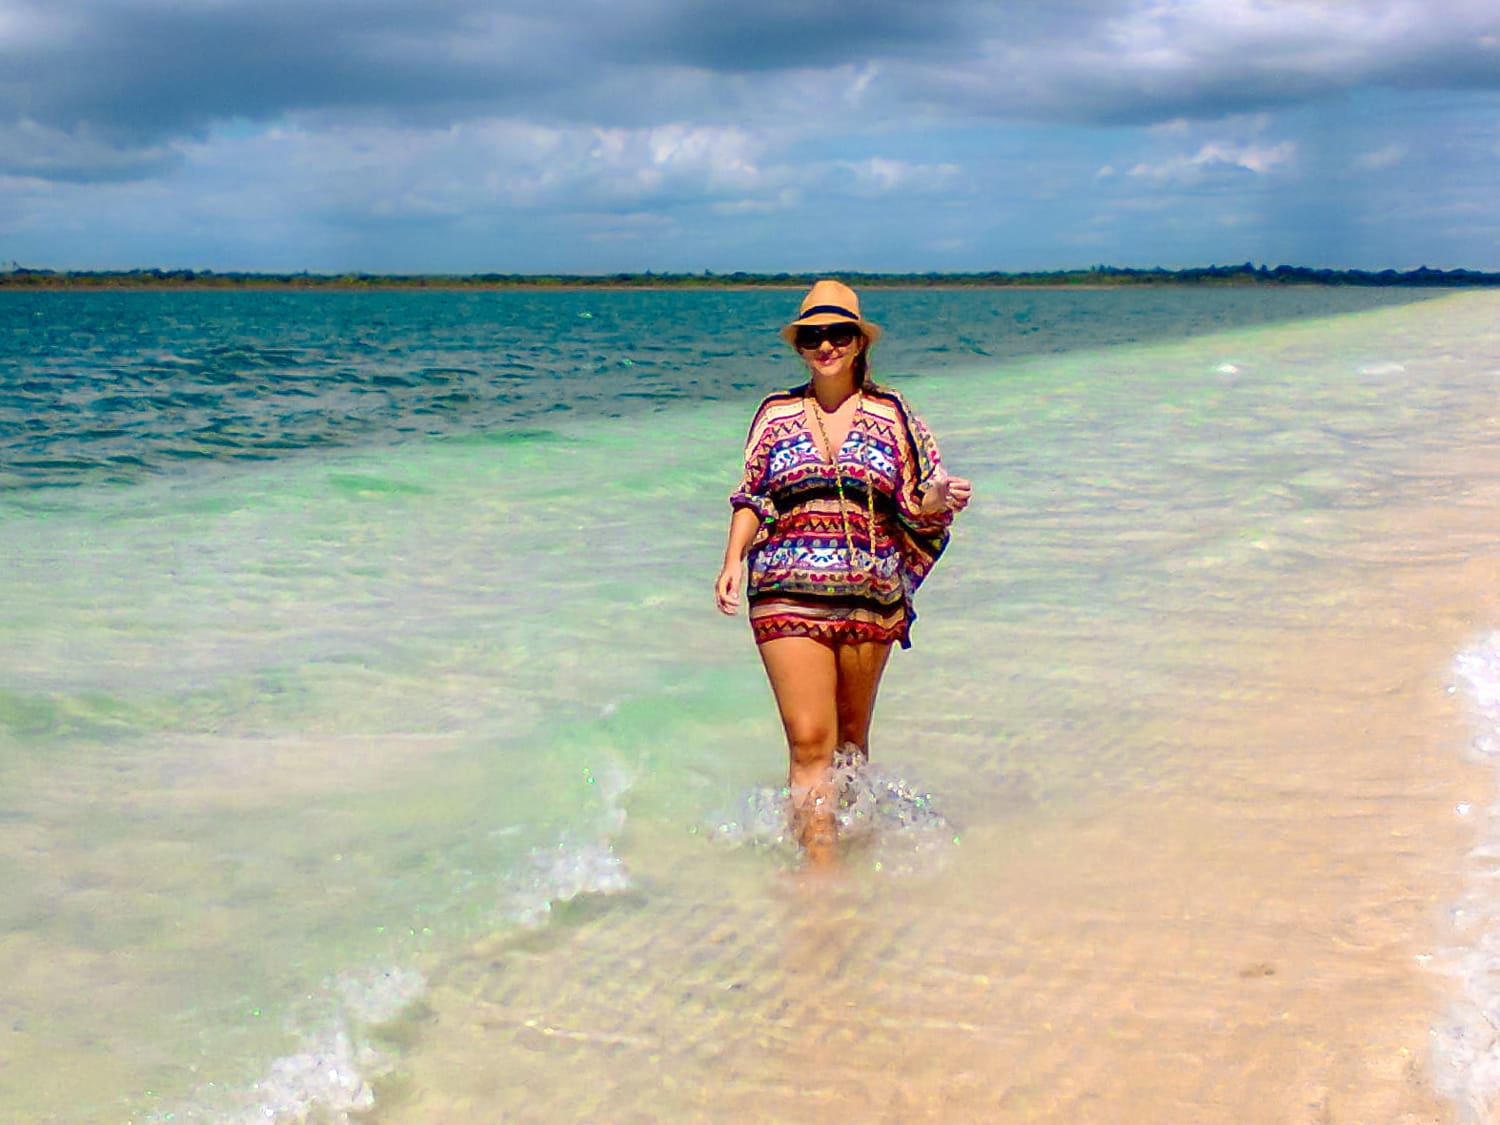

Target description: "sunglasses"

left=793, top=323, right=861, bottom=350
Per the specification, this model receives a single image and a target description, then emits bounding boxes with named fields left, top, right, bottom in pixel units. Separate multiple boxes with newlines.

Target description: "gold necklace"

left=808, top=392, right=875, bottom=578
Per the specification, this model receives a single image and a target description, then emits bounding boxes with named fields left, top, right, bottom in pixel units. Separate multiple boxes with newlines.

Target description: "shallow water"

left=3, top=287, right=1500, bottom=1121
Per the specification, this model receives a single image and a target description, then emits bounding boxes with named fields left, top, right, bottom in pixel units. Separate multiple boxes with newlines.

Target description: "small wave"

left=512, top=836, right=634, bottom=927
left=145, top=352, right=200, bottom=368
left=326, top=472, right=432, bottom=496
left=151, top=967, right=427, bottom=1125
left=154, top=833, right=636, bottom=1124
left=152, top=768, right=636, bottom=1125
left=510, top=763, right=634, bottom=924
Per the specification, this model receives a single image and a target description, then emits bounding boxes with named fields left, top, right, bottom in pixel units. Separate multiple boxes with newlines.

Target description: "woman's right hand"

left=715, top=562, right=742, bottom=615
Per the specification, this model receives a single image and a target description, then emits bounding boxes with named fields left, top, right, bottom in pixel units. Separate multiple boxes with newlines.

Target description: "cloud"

left=235, top=118, right=965, bottom=224
left=1356, top=143, right=1408, bottom=170
left=710, top=192, right=800, bottom=216
left=0, top=1, right=570, bottom=148
left=586, top=123, right=765, bottom=199
left=1094, top=114, right=1297, bottom=187
left=5, top=0, right=1498, bottom=187
left=0, top=119, right=180, bottom=181
left=580, top=0, right=968, bottom=72
left=0, top=0, right=958, bottom=139
left=904, top=0, right=1500, bottom=124
left=193, top=117, right=776, bottom=222
left=839, top=157, right=963, bottom=196
left=2, top=0, right=1499, bottom=272
left=1125, top=140, right=1297, bottom=185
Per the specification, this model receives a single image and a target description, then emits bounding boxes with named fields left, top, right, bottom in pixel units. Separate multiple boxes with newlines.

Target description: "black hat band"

left=798, top=304, right=860, bottom=321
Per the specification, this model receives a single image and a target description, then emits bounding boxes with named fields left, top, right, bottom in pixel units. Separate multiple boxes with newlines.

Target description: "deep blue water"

left=0, top=287, right=1436, bottom=492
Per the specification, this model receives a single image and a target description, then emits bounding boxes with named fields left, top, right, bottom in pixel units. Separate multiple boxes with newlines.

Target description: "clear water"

left=2, top=285, right=1495, bottom=1122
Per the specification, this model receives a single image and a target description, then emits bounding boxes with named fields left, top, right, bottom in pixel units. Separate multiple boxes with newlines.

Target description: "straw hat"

left=779, top=279, right=882, bottom=348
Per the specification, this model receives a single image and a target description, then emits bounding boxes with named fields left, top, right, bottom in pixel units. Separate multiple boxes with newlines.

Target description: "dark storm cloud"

left=0, top=0, right=570, bottom=148
left=581, top=0, right=972, bottom=71
left=0, top=0, right=971, bottom=149
left=0, top=0, right=978, bottom=181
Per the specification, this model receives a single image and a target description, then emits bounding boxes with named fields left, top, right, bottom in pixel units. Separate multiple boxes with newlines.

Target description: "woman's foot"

left=792, top=782, right=839, bottom=868
left=799, top=809, right=838, bottom=868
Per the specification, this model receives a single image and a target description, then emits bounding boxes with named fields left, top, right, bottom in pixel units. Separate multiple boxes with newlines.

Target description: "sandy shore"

left=359, top=295, right=1500, bottom=1124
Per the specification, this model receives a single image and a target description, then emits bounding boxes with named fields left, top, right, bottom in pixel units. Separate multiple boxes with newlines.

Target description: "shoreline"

left=4, top=265, right=1500, bottom=293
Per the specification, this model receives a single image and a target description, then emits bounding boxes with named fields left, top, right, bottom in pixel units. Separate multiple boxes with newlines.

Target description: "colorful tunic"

left=730, top=382, right=954, bottom=649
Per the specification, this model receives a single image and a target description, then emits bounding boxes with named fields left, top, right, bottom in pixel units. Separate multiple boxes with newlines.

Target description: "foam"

left=512, top=837, right=634, bottom=927
left=151, top=807, right=636, bottom=1125
left=707, top=747, right=960, bottom=875
left=509, top=762, right=633, bottom=919
left=150, top=968, right=425, bottom=1125
left=1430, top=633, right=1500, bottom=1120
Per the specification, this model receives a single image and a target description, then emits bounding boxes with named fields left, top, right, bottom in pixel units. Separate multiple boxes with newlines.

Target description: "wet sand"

left=368, top=430, right=1500, bottom=1121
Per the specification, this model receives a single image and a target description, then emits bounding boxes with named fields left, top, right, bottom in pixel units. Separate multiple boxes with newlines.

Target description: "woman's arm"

left=882, top=391, right=970, bottom=522
left=715, top=506, right=763, bottom=615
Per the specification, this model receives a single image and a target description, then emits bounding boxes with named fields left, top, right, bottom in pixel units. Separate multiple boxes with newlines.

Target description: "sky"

left=2, top=0, right=1498, bottom=274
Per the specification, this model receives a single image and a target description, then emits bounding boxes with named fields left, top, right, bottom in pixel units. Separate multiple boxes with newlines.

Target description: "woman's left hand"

left=924, top=475, right=972, bottom=515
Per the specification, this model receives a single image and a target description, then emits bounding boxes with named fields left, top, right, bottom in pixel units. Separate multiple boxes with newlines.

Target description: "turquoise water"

left=2, top=285, right=1493, bottom=1122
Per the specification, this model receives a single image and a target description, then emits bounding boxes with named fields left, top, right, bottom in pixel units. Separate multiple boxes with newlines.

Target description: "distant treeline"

left=3, top=263, right=1500, bottom=289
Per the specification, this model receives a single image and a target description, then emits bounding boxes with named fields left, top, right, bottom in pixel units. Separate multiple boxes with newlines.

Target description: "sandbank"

left=368, top=294, right=1500, bottom=1123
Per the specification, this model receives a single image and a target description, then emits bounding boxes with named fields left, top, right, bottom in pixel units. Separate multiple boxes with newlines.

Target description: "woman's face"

left=794, top=323, right=864, bottom=383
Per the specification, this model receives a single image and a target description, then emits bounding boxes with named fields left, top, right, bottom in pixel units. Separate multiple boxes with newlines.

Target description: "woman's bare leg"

left=758, top=636, right=894, bottom=863
left=834, top=641, right=894, bottom=761
left=757, top=637, right=839, bottom=861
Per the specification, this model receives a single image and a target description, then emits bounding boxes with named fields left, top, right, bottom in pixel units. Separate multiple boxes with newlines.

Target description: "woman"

left=715, top=280, right=971, bottom=863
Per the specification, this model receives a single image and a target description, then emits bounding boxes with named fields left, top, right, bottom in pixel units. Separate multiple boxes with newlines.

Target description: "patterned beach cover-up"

left=730, top=382, right=955, bottom=649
